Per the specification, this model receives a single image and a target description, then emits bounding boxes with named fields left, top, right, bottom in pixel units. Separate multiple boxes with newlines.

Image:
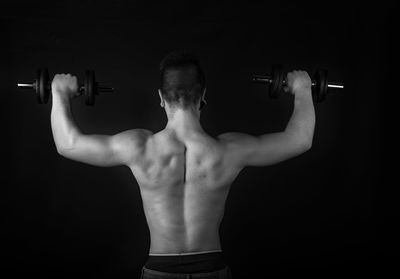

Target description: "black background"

left=1, top=1, right=391, bottom=278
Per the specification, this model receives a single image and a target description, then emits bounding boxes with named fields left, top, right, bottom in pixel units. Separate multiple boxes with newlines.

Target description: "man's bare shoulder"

left=114, top=129, right=153, bottom=152
left=217, top=132, right=254, bottom=146
left=117, top=128, right=153, bottom=141
left=216, top=132, right=259, bottom=168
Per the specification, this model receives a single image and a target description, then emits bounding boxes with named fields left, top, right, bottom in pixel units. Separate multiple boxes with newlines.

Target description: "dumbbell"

left=252, top=65, right=344, bottom=102
left=17, top=68, right=114, bottom=106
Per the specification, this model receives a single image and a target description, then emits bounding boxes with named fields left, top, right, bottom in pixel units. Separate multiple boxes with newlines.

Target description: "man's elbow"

left=303, top=139, right=313, bottom=152
left=56, top=146, right=67, bottom=157
left=289, top=129, right=314, bottom=154
left=300, top=136, right=313, bottom=153
left=55, top=135, right=79, bottom=156
left=301, top=126, right=314, bottom=152
left=56, top=143, right=75, bottom=157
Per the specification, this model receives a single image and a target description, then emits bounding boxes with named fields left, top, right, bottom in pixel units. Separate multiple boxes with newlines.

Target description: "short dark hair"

left=159, top=50, right=206, bottom=109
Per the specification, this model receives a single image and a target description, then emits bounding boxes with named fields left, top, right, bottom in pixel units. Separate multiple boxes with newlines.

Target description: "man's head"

left=159, top=50, right=206, bottom=112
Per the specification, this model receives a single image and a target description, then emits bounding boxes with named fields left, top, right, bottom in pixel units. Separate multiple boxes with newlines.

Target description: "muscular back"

left=54, top=118, right=312, bottom=255
left=128, top=129, right=242, bottom=254
left=51, top=70, right=314, bottom=255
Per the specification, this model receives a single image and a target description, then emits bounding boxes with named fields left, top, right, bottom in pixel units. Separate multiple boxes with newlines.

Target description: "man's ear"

left=199, top=88, right=207, bottom=111
left=158, top=89, right=165, bottom=108
left=201, top=87, right=207, bottom=105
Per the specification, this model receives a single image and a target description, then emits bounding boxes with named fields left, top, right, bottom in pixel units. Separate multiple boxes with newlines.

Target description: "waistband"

left=149, top=249, right=223, bottom=256
left=144, top=250, right=227, bottom=273
left=142, top=266, right=231, bottom=278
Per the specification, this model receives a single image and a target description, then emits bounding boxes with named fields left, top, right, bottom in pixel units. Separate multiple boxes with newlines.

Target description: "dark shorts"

left=141, top=251, right=232, bottom=279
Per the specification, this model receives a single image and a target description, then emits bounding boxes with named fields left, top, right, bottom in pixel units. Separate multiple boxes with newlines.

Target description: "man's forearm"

left=285, top=90, right=315, bottom=144
left=51, top=93, right=81, bottom=151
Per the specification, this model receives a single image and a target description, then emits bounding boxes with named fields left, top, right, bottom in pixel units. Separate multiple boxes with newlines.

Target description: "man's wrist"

left=52, top=90, right=71, bottom=106
left=294, top=88, right=312, bottom=99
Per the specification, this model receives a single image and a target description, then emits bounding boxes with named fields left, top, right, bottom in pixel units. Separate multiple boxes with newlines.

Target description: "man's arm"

left=51, top=74, right=152, bottom=167
left=219, top=70, right=315, bottom=168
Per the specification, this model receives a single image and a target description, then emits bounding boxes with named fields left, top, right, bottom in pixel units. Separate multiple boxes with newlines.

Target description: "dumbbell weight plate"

left=35, top=69, right=41, bottom=103
left=270, top=65, right=284, bottom=98
left=37, top=68, right=50, bottom=104
left=85, top=70, right=96, bottom=106
left=314, top=69, right=328, bottom=103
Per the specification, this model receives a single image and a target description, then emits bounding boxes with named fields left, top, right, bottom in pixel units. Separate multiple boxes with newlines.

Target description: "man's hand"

left=284, top=70, right=312, bottom=97
left=51, top=74, right=79, bottom=99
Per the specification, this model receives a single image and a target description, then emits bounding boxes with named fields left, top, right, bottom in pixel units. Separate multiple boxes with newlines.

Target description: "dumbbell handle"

left=17, top=82, right=114, bottom=93
left=97, top=86, right=114, bottom=92
left=17, top=83, right=35, bottom=88
left=252, top=75, right=344, bottom=89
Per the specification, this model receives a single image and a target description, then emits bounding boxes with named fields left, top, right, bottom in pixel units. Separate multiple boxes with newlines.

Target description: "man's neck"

left=165, top=108, right=203, bottom=136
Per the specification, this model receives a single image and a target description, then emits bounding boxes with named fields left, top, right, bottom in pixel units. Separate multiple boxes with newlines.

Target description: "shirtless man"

left=50, top=51, right=315, bottom=279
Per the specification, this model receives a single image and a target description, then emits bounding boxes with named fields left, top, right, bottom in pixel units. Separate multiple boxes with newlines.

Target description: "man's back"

left=129, top=128, right=242, bottom=254
left=50, top=68, right=314, bottom=277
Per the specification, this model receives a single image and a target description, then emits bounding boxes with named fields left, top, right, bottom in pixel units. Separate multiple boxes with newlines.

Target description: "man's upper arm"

left=58, top=129, right=152, bottom=167
left=218, top=131, right=311, bottom=168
